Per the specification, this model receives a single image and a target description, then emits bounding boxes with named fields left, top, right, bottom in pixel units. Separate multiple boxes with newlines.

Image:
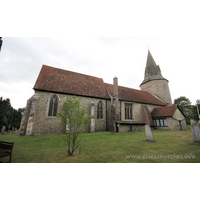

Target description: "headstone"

left=1, top=126, right=6, bottom=134
left=145, top=124, right=155, bottom=141
left=12, top=127, right=14, bottom=132
left=190, top=119, right=200, bottom=142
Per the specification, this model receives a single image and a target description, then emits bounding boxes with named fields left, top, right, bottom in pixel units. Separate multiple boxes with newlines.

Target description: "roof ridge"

left=105, top=82, right=146, bottom=92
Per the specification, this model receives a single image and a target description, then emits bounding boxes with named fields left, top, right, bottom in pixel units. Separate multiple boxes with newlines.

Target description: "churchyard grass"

left=0, top=126, right=199, bottom=163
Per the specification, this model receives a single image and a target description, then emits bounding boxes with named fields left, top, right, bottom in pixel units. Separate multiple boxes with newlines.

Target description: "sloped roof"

left=140, top=50, right=168, bottom=86
left=34, top=65, right=166, bottom=105
left=151, top=104, right=185, bottom=118
left=33, top=65, right=110, bottom=99
left=105, top=83, right=165, bottom=105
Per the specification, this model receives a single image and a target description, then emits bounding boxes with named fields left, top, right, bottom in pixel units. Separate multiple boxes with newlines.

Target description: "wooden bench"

left=0, top=141, right=14, bottom=163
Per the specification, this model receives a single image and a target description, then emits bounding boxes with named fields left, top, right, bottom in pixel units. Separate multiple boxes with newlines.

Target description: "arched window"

left=97, top=101, right=103, bottom=119
left=48, top=95, right=58, bottom=116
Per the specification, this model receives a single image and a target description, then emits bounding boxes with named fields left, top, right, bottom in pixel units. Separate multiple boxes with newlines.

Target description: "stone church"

left=20, top=50, right=187, bottom=135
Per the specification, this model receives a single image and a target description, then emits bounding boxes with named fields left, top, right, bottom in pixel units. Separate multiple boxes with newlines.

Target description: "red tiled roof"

left=33, top=65, right=110, bottom=99
left=34, top=65, right=166, bottom=105
left=151, top=104, right=179, bottom=118
left=104, top=83, right=165, bottom=105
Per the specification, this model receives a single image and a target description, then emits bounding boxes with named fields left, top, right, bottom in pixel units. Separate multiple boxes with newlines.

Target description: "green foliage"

left=174, top=96, right=191, bottom=116
left=189, top=104, right=200, bottom=121
left=174, top=96, right=192, bottom=124
left=58, top=96, right=92, bottom=156
left=174, top=96, right=200, bottom=123
left=0, top=96, right=25, bottom=131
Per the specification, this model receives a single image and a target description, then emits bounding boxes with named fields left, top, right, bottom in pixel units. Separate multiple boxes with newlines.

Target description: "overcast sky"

left=1, top=0, right=200, bottom=110
left=0, top=37, right=199, bottom=109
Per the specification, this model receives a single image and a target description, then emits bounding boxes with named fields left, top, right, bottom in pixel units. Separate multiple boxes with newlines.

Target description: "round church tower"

left=140, top=50, right=172, bottom=105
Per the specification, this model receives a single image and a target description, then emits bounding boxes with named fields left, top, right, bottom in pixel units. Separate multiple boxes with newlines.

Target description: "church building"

left=20, top=50, right=187, bottom=135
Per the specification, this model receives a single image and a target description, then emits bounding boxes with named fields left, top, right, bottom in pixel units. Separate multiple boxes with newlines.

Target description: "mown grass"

left=0, top=126, right=199, bottom=163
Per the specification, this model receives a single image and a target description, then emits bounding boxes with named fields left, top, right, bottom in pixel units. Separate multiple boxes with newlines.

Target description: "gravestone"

left=190, top=119, right=200, bottom=142
left=145, top=124, right=155, bottom=141
left=1, top=126, right=6, bottom=134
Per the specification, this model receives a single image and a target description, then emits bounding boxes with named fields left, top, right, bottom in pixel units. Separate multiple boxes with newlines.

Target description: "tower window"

left=97, top=101, right=103, bottom=119
left=48, top=95, right=58, bottom=116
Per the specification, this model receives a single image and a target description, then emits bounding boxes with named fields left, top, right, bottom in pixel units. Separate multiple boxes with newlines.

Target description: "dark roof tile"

left=34, top=65, right=110, bottom=99
left=151, top=104, right=178, bottom=118
left=34, top=65, right=166, bottom=105
left=105, top=83, right=165, bottom=105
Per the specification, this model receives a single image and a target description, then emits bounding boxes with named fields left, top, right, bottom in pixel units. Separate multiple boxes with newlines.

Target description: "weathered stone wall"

left=119, top=124, right=131, bottom=132
left=173, top=109, right=185, bottom=121
left=168, top=117, right=187, bottom=131
left=155, top=117, right=187, bottom=131
left=140, top=79, right=172, bottom=105
left=19, top=96, right=33, bottom=133
left=30, top=91, right=108, bottom=135
left=119, top=124, right=145, bottom=133
left=120, top=101, right=162, bottom=123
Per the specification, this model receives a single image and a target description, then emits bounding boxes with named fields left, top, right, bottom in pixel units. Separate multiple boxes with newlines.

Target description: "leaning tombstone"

left=145, top=124, right=155, bottom=141
left=1, top=126, right=6, bottom=134
left=190, top=119, right=200, bottom=142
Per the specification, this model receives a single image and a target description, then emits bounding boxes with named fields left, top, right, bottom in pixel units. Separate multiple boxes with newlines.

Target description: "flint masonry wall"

left=120, top=101, right=162, bottom=122
left=31, top=91, right=107, bottom=135
left=140, top=79, right=172, bottom=105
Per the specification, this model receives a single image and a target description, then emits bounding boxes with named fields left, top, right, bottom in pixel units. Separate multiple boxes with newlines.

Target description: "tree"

left=58, top=96, right=92, bottom=156
left=0, top=96, right=24, bottom=130
left=174, top=96, right=192, bottom=124
left=189, top=105, right=199, bottom=121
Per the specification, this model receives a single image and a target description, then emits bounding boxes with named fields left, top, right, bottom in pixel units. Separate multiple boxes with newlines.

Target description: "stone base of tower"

left=140, top=79, right=172, bottom=105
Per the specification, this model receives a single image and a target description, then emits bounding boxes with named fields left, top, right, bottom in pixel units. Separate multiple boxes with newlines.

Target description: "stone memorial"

left=190, top=119, right=200, bottom=142
left=145, top=124, right=155, bottom=141
left=1, top=126, right=6, bottom=134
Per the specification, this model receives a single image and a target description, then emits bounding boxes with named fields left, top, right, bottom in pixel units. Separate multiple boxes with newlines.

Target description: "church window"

left=163, top=119, right=168, bottom=126
left=48, top=95, right=58, bottom=116
left=153, top=118, right=168, bottom=127
left=125, top=104, right=132, bottom=119
left=97, top=101, right=103, bottom=119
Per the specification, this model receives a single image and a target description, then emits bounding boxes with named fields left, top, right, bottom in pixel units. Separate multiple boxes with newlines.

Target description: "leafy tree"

left=0, top=96, right=24, bottom=131
left=58, top=96, right=92, bottom=156
left=174, top=96, right=191, bottom=115
left=188, top=99, right=200, bottom=121
left=189, top=105, right=199, bottom=121
left=174, top=96, right=192, bottom=124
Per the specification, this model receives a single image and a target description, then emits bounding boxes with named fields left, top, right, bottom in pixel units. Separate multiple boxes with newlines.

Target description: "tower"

left=140, top=50, right=172, bottom=105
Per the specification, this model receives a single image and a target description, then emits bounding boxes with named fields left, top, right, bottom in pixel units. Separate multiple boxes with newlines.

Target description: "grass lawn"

left=0, top=126, right=199, bottom=163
